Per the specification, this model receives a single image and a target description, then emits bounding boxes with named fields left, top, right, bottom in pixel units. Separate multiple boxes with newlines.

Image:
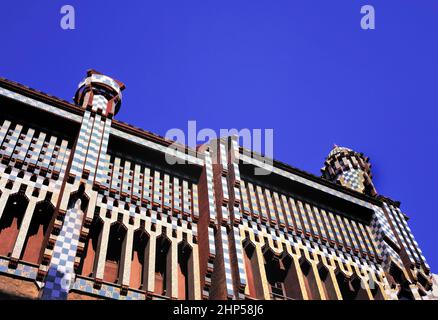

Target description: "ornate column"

left=41, top=199, right=85, bottom=299
left=40, top=70, right=125, bottom=299
left=94, top=217, right=112, bottom=282
left=144, top=233, right=157, bottom=294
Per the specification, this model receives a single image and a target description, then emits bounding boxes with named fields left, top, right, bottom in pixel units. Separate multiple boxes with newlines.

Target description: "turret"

left=74, top=69, right=125, bottom=117
left=321, top=145, right=377, bottom=196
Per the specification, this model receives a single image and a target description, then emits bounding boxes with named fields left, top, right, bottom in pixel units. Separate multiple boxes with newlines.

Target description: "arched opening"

left=417, top=271, right=432, bottom=292
left=317, top=263, right=337, bottom=300
left=335, top=270, right=369, bottom=300
left=263, top=248, right=303, bottom=300
left=336, top=271, right=356, bottom=300
left=21, top=200, right=54, bottom=264
left=177, top=241, right=192, bottom=300
left=0, top=193, right=29, bottom=257
left=396, top=285, right=414, bottom=300
left=264, top=250, right=286, bottom=299
left=388, top=263, right=414, bottom=300
left=68, top=184, right=89, bottom=211
left=79, top=217, right=103, bottom=277
left=282, top=254, right=304, bottom=300
left=243, top=240, right=264, bottom=299
left=103, top=222, right=126, bottom=284
left=154, top=235, right=171, bottom=297
left=130, top=229, right=149, bottom=290
left=350, top=274, right=370, bottom=300
left=370, top=284, right=385, bottom=300
left=300, top=256, right=321, bottom=300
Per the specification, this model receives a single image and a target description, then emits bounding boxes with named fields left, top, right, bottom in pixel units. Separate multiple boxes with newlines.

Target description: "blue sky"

left=0, top=1, right=437, bottom=271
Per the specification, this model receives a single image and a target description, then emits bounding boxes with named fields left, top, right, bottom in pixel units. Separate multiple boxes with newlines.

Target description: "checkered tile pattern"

left=372, top=207, right=399, bottom=247
left=233, top=227, right=247, bottom=289
left=240, top=184, right=251, bottom=214
left=289, top=197, right=303, bottom=232
left=238, top=177, right=382, bottom=264
left=256, top=186, right=269, bottom=221
left=385, top=203, right=417, bottom=265
left=339, top=169, right=365, bottom=193
left=41, top=203, right=83, bottom=300
left=247, top=182, right=260, bottom=218
left=385, top=203, right=430, bottom=271
left=201, top=225, right=216, bottom=297
left=280, top=194, right=295, bottom=232
left=0, top=258, right=38, bottom=280
left=182, top=180, right=192, bottom=216
left=219, top=148, right=231, bottom=224
left=241, top=216, right=384, bottom=278
left=311, top=207, right=327, bottom=240
left=71, top=111, right=112, bottom=185
left=298, top=200, right=313, bottom=235
left=78, top=74, right=122, bottom=95
left=102, top=156, right=200, bottom=222
left=322, top=145, right=377, bottom=197
left=231, top=185, right=242, bottom=223
left=220, top=142, right=228, bottom=171
left=70, top=111, right=93, bottom=177
left=0, top=119, right=71, bottom=189
left=192, top=184, right=200, bottom=220
left=304, top=202, right=319, bottom=237
left=72, top=277, right=146, bottom=300
left=221, top=226, right=235, bottom=299
left=0, top=120, right=11, bottom=146
left=204, top=148, right=217, bottom=222
left=370, top=206, right=403, bottom=268
left=91, top=95, right=108, bottom=113
left=240, top=153, right=375, bottom=210
left=265, top=190, right=277, bottom=225
left=2, top=123, right=22, bottom=157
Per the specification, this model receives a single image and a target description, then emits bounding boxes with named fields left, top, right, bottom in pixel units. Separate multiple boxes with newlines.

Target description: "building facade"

left=0, top=70, right=434, bottom=300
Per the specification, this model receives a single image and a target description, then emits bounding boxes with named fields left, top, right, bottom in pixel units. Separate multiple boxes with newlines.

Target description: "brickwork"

left=0, top=274, right=39, bottom=300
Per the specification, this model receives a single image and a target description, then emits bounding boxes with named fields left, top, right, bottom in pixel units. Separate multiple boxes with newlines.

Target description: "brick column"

left=120, top=225, right=134, bottom=287
left=144, top=233, right=156, bottom=293
left=169, top=238, right=178, bottom=299
left=94, top=218, right=111, bottom=281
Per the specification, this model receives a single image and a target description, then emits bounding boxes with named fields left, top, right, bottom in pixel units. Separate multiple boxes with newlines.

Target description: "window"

left=103, top=222, right=127, bottom=284
left=130, top=229, right=149, bottom=289
left=0, top=193, right=29, bottom=257
left=21, top=200, right=54, bottom=264
left=154, top=235, right=171, bottom=297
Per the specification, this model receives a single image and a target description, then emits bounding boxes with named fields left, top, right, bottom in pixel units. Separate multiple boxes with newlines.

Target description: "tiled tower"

left=321, top=145, right=377, bottom=197
left=0, top=71, right=434, bottom=300
left=320, top=145, right=432, bottom=299
left=40, top=70, right=126, bottom=299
